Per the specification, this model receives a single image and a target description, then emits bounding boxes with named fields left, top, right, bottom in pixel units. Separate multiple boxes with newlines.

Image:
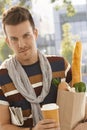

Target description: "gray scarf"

left=1, top=50, right=52, bottom=126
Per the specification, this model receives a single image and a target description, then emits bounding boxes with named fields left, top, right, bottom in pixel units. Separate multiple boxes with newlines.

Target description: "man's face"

left=5, top=20, right=38, bottom=65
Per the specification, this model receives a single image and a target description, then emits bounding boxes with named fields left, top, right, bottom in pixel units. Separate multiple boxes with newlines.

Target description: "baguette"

left=72, top=41, right=82, bottom=86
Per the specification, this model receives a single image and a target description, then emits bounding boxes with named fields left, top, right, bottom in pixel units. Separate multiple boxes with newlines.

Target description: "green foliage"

left=0, top=37, right=13, bottom=61
left=18, top=0, right=32, bottom=9
left=53, top=0, right=76, bottom=17
left=51, top=0, right=56, bottom=3
left=63, top=0, right=76, bottom=17
left=0, top=0, right=32, bottom=15
left=0, top=0, right=12, bottom=15
left=61, top=23, right=74, bottom=64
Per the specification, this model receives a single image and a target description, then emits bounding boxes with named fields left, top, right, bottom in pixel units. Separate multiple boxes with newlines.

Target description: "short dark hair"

left=2, top=6, right=35, bottom=34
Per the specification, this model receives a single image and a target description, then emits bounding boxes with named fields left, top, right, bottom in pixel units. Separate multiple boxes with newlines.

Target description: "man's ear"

left=5, top=37, right=10, bottom=47
left=34, top=28, right=38, bottom=40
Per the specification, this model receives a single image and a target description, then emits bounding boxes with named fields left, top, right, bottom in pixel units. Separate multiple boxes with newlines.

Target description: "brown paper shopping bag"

left=57, top=90, right=86, bottom=130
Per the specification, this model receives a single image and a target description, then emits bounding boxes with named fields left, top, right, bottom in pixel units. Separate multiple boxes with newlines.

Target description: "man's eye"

left=24, top=34, right=31, bottom=38
left=11, top=37, right=18, bottom=41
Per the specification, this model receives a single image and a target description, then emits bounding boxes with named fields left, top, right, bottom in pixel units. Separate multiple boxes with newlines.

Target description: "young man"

left=0, top=6, right=72, bottom=130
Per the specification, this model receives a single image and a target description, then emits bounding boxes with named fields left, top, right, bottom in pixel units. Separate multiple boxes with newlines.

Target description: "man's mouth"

left=19, top=49, right=29, bottom=53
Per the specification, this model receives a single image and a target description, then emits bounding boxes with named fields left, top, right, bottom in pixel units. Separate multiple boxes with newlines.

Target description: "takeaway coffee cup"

left=41, top=103, right=59, bottom=126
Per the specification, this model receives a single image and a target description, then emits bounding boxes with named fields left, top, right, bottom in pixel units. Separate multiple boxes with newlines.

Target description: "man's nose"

left=18, top=38, right=25, bottom=48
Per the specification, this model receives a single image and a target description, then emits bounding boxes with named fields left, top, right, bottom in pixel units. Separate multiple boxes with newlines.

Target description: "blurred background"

left=0, top=0, right=87, bottom=84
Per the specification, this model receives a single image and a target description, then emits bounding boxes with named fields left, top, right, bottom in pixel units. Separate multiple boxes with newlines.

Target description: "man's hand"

left=33, top=119, right=59, bottom=130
